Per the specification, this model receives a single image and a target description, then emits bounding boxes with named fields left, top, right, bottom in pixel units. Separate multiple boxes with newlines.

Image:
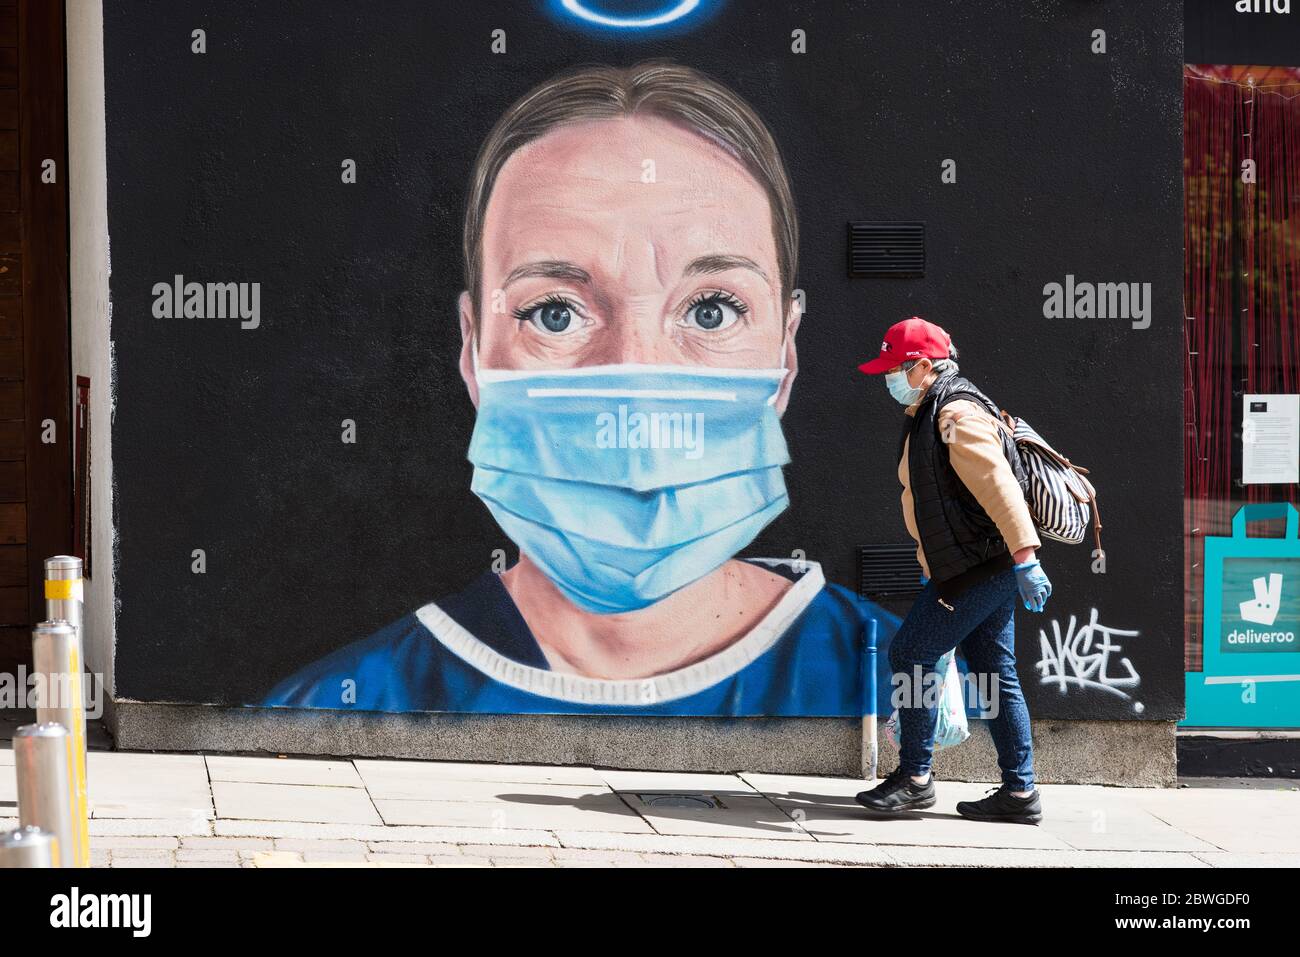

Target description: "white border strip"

left=478, top=363, right=788, bottom=384
left=1203, top=674, right=1300, bottom=685
left=414, top=559, right=825, bottom=705
left=525, top=387, right=736, bottom=401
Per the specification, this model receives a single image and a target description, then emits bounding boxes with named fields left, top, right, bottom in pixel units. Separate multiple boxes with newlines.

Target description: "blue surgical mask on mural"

left=467, top=361, right=791, bottom=614
left=886, top=368, right=924, bottom=406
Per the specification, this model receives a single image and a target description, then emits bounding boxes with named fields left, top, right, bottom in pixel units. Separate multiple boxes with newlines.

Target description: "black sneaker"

left=855, top=767, right=936, bottom=815
left=956, top=786, right=1043, bottom=825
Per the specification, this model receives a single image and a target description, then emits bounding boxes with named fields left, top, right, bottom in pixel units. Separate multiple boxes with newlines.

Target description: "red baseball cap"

left=857, top=316, right=952, bottom=375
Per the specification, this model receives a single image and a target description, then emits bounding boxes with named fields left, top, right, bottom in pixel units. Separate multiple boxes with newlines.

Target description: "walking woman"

left=855, top=317, right=1050, bottom=824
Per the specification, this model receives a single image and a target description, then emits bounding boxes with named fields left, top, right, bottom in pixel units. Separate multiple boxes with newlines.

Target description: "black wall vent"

left=858, top=543, right=925, bottom=600
left=848, top=222, right=925, bottom=277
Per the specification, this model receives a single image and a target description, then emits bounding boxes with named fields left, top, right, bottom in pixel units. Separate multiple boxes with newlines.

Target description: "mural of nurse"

left=263, top=61, right=899, bottom=716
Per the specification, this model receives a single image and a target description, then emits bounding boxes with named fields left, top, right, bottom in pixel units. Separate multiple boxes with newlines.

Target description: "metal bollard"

left=41, top=556, right=88, bottom=786
left=30, top=621, right=90, bottom=868
left=0, top=826, right=55, bottom=868
left=860, top=618, right=879, bottom=783
left=44, top=555, right=84, bottom=632
left=14, top=724, right=76, bottom=868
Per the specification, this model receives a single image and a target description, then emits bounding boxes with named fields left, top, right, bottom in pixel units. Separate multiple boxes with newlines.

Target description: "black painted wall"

left=1186, top=0, right=1300, bottom=66
left=103, top=0, right=1185, bottom=720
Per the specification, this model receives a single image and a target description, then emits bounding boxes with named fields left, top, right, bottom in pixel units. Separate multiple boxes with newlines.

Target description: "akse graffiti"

left=1036, top=608, right=1141, bottom=701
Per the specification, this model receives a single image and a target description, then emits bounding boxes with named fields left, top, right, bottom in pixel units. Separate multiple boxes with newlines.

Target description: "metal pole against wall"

left=44, top=555, right=83, bottom=632
left=13, top=724, right=76, bottom=868
left=0, top=827, right=55, bottom=868
left=30, top=620, right=89, bottom=868
left=861, top=618, right=879, bottom=783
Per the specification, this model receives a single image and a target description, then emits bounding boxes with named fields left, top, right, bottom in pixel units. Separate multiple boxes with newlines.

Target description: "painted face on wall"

left=460, top=114, right=799, bottom=413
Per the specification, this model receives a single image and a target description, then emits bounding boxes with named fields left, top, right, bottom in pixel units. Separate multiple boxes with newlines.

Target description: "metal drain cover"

left=636, top=793, right=724, bottom=810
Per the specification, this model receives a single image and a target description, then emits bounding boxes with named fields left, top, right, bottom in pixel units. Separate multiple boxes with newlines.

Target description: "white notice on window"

left=1243, top=394, right=1300, bottom=485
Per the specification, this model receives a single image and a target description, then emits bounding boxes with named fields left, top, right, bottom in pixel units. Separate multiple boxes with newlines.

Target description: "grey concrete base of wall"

left=109, top=702, right=1177, bottom=787
left=879, top=718, right=1178, bottom=788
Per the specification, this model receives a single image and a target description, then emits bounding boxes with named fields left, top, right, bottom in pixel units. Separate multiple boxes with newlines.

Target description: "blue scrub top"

left=261, top=560, right=900, bottom=717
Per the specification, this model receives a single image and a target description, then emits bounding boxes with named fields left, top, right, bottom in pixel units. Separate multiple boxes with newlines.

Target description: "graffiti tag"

left=1036, top=608, right=1141, bottom=700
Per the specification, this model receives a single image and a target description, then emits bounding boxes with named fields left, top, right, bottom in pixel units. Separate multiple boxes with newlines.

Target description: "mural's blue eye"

left=515, top=298, right=576, bottom=334
left=695, top=301, right=725, bottom=329
left=537, top=302, right=572, bottom=332
left=685, top=293, right=746, bottom=331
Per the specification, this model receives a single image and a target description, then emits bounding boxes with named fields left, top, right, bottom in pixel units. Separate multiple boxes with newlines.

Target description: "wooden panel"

left=0, top=254, right=18, bottom=294
left=21, top=0, right=70, bottom=630
left=0, top=625, right=28, bottom=672
left=0, top=12, right=14, bottom=48
left=0, top=420, right=22, bottom=460
left=0, top=333, right=18, bottom=378
left=0, top=89, right=16, bottom=129
left=0, top=543, right=23, bottom=585
left=0, top=48, right=15, bottom=89
left=0, top=171, right=17, bottom=210
left=0, top=462, right=20, bottom=501
left=0, top=295, right=17, bottom=337
left=0, top=585, right=24, bottom=624
left=0, top=131, right=15, bottom=170
left=0, top=210, right=18, bottom=252
left=0, top=379, right=19, bottom=418
left=0, top=501, right=24, bottom=543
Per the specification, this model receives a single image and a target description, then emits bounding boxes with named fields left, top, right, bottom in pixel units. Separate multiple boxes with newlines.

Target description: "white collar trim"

left=413, top=559, right=825, bottom=706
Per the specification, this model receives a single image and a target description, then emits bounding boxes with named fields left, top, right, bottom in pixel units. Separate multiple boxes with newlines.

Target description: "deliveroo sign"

left=1183, top=503, right=1300, bottom=727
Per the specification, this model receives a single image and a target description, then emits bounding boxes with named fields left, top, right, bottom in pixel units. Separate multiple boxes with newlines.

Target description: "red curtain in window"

left=1184, top=66, right=1300, bottom=671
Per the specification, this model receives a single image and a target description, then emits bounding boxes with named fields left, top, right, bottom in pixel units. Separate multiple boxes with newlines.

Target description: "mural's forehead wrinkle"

left=499, top=115, right=761, bottom=192
left=480, top=115, right=781, bottom=298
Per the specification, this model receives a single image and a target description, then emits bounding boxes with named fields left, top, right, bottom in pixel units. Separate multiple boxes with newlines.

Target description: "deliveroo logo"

left=1240, top=573, right=1283, bottom=627
left=1223, top=562, right=1298, bottom=652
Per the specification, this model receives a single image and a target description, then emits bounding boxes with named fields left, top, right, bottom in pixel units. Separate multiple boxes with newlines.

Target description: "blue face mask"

left=886, top=368, right=923, bottom=406
left=468, top=362, right=791, bottom=614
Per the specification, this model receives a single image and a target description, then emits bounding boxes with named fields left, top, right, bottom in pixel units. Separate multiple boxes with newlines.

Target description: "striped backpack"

left=997, top=412, right=1102, bottom=550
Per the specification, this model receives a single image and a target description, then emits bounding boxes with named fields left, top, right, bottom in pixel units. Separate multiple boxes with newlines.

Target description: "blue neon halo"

left=560, top=0, right=699, bottom=28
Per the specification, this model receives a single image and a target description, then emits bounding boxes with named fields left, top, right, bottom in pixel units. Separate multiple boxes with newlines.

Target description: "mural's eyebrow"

left=503, top=260, right=592, bottom=287
left=684, top=254, right=769, bottom=281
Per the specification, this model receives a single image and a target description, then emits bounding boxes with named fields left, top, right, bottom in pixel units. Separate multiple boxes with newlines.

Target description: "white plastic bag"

left=884, top=650, right=971, bottom=750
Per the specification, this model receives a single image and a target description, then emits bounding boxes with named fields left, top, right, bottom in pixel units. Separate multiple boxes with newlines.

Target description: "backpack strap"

left=1000, top=409, right=1104, bottom=553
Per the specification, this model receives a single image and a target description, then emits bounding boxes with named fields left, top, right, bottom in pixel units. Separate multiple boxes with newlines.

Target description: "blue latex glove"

left=1014, top=560, right=1052, bottom=613
left=920, top=574, right=930, bottom=587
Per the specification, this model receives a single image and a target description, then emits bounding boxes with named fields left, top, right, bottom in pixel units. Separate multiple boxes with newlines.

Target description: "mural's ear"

left=458, top=290, right=480, bottom=409
left=774, top=297, right=801, bottom=416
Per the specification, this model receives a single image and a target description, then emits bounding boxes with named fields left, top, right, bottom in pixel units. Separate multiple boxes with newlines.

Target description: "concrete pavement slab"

left=88, top=816, right=212, bottom=836
left=206, top=755, right=363, bottom=787
left=213, top=819, right=561, bottom=845
left=884, top=847, right=1211, bottom=867
left=212, top=781, right=382, bottom=825
left=373, top=792, right=652, bottom=832
left=552, top=829, right=896, bottom=864
left=620, top=792, right=814, bottom=841
left=1041, top=802, right=1218, bottom=852
left=598, top=769, right=757, bottom=792
left=87, top=751, right=212, bottom=819
left=1133, top=785, right=1300, bottom=853
left=1194, top=851, right=1300, bottom=867
left=355, top=759, right=605, bottom=787
left=360, top=776, right=617, bottom=804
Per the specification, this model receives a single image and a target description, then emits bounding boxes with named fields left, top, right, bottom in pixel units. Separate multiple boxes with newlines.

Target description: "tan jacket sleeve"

left=938, top=400, right=1040, bottom=555
left=897, top=435, right=930, bottom=579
